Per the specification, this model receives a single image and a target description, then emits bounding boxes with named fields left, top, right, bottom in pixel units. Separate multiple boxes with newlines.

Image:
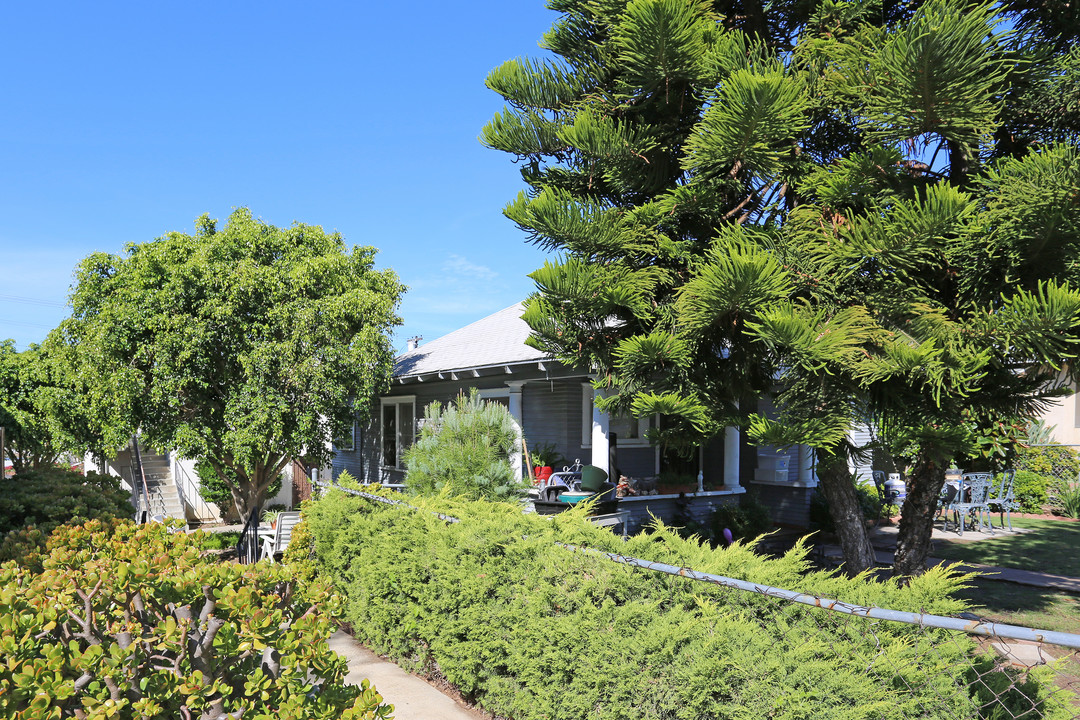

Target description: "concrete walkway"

left=328, top=631, right=488, bottom=720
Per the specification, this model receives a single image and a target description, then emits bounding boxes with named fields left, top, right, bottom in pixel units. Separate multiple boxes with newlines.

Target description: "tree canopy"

left=57, top=208, right=404, bottom=517
left=484, top=0, right=1080, bottom=575
left=0, top=340, right=89, bottom=473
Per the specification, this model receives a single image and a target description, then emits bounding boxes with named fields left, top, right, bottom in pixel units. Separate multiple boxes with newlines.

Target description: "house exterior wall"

left=333, top=370, right=596, bottom=487
left=617, top=490, right=744, bottom=535
left=1037, top=371, right=1080, bottom=445
left=522, top=378, right=591, bottom=470
left=331, top=365, right=828, bottom=530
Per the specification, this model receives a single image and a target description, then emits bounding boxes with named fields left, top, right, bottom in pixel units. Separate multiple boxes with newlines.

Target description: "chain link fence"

left=315, top=480, right=1080, bottom=718
left=1015, top=444, right=1080, bottom=517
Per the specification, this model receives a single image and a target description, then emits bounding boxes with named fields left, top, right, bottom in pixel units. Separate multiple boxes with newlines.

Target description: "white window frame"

left=478, top=388, right=510, bottom=402
left=581, top=385, right=652, bottom=448
left=380, top=395, right=416, bottom=470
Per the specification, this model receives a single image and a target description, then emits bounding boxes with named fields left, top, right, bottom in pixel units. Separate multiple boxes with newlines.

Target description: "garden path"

left=329, top=630, right=489, bottom=720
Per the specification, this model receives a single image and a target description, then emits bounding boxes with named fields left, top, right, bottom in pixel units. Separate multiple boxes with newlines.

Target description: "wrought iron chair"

left=937, top=483, right=959, bottom=525
left=948, top=473, right=993, bottom=535
left=985, top=469, right=1019, bottom=531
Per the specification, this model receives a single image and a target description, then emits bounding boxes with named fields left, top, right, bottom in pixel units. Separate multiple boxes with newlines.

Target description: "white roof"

left=393, top=303, right=550, bottom=378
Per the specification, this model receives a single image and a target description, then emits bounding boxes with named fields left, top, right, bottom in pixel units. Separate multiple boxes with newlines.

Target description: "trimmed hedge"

left=0, top=520, right=391, bottom=720
left=304, top=487, right=1067, bottom=720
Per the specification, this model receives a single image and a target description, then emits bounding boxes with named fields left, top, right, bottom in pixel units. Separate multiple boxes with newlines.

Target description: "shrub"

left=403, top=389, right=524, bottom=500
left=1056, top=482, right=1080, bottom=519
left=1012, top=470, right=1053, bottom=513
left=0, top=519, right=391, bottom=720
left=809, top=482, right=885, bottom=533
left=708, top=494, right=773, bottom=543
left=1015, top=444, right=1080, bottom=480
left=0, top=467, right=134, bottom=535
left=0, top=526, right=47, bottom=571
left=681, top=495, right=773, bottom=546
left=302, top=489, right=1069, bottom=720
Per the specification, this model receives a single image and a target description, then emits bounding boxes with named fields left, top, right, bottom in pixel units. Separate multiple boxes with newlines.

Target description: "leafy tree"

left=0, top=340, right=89, bottom=473
left=194, top=456, right=281, bottom=522
left=58, top=208, right=404, bottom=519
left=403, top=389, right=525, bottom=501
left=483, top=0, right=1080, bottom=575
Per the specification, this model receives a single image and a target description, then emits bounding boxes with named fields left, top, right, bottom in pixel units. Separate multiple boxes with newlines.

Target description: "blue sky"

left=0, top=1, right=558, bottom=352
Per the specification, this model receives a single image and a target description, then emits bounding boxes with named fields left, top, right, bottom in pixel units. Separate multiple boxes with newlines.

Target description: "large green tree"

left=0, top=340, right=89, bottom=473
left=483, top=0, right=1080, bottom=575
left=58, top=208, right=404, bottom=518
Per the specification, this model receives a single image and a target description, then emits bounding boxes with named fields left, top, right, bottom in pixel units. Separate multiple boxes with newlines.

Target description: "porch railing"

left=236, top=506, right=262, bottom=564
left=171, top=455, right=217, bottom=523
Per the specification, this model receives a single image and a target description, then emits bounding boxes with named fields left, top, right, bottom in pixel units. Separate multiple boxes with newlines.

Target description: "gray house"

left=332, top=303, right=821, bottom=530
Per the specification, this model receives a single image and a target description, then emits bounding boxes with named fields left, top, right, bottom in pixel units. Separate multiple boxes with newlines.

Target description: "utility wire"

left=0, top=293, right=66, bottom=308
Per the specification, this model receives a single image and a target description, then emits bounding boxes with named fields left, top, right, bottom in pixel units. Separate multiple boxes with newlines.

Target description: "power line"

left=0, top=293, right=66, bottom=309
left=0, top=318, right=55, bottom=329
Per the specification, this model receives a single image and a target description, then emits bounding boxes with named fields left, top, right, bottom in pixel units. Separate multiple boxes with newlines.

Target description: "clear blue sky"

left=0, top=1, right=558, bottom=353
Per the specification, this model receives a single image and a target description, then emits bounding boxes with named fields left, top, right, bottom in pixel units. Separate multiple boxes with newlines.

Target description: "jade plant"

left=0, top=519, right=392, bottom=719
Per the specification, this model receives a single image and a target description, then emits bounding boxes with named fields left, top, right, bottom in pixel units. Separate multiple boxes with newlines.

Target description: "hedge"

left=0, top=467, right=133, bottom=536
left=303, top=487, right=1067, bottom=720
left=0, top=519, right=392, bottom=720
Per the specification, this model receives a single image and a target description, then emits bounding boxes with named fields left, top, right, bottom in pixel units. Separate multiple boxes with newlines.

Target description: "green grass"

left=954, top=578, right=1080, bottom=635
left=199, top=530, right=241, bottom=550
left=932, top=517, right=1080, bottom=578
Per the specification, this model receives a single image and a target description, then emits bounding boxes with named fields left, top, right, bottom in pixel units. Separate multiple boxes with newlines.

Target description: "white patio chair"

left=259, top=511, right=301, bottom=562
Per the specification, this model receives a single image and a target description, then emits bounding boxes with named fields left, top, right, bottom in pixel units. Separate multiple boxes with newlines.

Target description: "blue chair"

left=948, top=473, right=993, bottom=535
left=985, top=469, right=1019, bottom=531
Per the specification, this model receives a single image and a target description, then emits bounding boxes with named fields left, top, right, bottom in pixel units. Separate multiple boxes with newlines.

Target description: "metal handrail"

left=171, top=455, right=217, bottom=522
left=130, top=435, right=155, bottom=523
left=237, top=506, right=262, bottom=564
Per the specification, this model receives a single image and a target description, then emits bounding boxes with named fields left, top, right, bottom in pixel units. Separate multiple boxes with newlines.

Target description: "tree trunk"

left=225, top=456, right=289, bottom=520
left=892, top=453, right=947, bottom=578
left=816, top=448, right=876, bottom=575
left=228, top=478, right=262, bottom=522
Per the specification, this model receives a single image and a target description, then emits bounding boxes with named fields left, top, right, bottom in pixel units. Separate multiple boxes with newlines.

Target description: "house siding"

left=616, top=491, right=743, bottom=535
left=333, top=371, right=595, bottom=486
left=752, top=485, right=813, bottom=528
left=522, top=378, right=590, bottom=470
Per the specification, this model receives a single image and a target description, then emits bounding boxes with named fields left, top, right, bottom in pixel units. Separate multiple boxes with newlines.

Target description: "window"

left=581, top=386, right=652, bottom=448
left=334, top=420, right=356, bottom=452
left=478, top=387, right=510, bottom=409
left=381, top=396, right=415, bottom=469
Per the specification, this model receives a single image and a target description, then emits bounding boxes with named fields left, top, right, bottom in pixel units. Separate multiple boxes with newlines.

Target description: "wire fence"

left=314, top=480, right=1080, bottom=718
left=1016, top=445, right=1080, bottom=517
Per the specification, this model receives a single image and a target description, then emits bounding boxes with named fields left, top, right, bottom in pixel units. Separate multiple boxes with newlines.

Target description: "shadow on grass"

left=954, top=578, right=1080, bottom=635
left=933, top=518, right=1080, bottom=578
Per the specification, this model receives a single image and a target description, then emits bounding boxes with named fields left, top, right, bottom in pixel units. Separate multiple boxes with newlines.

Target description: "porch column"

left=723, top=426, right=740, bottom=487
left=591, top=386, right=610, bottom=471
left=797, top=444, right=815, bottom=485
left=507, top=381, right=525, bottom=478
left=723, top=400, right=740, bottom=487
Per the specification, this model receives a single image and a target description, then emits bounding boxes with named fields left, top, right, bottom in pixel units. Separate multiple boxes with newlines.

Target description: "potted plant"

left=529, top=442, right=566, bottom=477
left=262, top=509, right=281, bottom=528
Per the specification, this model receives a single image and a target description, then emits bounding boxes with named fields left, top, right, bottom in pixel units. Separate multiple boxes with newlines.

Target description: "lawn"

left=953, top=578, right=1080, bottom=635
left=930, top=517, right=1080, bottom=632
left=932, top=517, right=1080, bottom=578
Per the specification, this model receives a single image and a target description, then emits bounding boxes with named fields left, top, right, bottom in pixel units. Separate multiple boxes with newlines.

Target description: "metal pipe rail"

left=557, top=543, right=1080, bottom=650
left=311, top=479, right=460, bottom=524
